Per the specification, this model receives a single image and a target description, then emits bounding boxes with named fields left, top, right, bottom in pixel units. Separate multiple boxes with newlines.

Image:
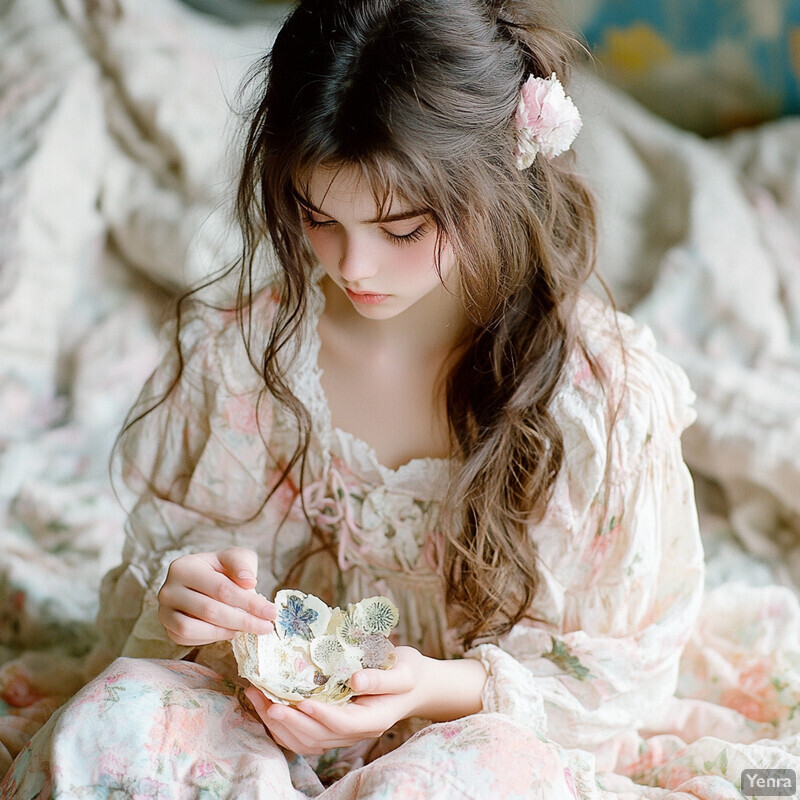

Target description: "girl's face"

left=297, top=166, right=458, bottom=320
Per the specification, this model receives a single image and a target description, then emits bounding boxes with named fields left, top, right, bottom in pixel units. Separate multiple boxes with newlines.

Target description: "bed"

left=2, top=0, right=800, bottom=791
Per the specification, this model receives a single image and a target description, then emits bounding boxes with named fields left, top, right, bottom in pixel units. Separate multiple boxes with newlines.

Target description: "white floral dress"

left=4, top=267, right=800, bottom=799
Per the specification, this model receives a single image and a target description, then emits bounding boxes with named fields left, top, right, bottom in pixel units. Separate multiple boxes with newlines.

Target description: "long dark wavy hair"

left=118, top=0, right=621, bottom=650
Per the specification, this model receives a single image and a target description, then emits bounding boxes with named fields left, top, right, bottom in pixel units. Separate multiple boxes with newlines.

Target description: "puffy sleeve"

left=462, top=299, right=705, bottom=752
left=95, top=296, right=289, bottom=666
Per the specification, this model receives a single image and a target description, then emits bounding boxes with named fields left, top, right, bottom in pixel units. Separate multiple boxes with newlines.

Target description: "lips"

left=345, top=287, right=390, bottom=305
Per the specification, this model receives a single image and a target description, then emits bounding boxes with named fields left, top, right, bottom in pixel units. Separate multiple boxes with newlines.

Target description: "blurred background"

left=567, top=0, right=800, bottom=135
left=180, top=0, right=800, bottom=136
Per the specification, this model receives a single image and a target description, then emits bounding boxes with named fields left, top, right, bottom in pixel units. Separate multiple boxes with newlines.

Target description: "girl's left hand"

left=245, top=645, right=429, bottom=755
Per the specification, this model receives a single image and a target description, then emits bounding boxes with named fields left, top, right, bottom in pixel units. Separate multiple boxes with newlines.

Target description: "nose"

left=337, top=232, right=378, bottom=284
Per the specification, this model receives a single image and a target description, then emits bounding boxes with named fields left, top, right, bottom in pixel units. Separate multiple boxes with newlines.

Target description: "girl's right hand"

left=157, top=547, right=277, bottom=646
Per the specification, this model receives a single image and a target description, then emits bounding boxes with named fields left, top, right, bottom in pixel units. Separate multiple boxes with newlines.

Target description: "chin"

left=353, top=304, right=401, bottom=319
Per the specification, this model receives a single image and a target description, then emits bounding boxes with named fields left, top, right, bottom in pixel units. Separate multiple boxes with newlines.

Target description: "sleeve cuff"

left=121, top=586, right=193, bottom=661
left=99, top=548, right=194, bottom=663
left=463, top=643, right=548, bottom=735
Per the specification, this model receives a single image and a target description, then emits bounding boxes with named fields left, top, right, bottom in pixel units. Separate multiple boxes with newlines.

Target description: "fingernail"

left=258, top=602, right=275, bottom=620
left=238, top=571, right=255, bottom=581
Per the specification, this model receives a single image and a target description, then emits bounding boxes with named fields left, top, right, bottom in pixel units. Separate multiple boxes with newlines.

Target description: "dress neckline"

left=306, top=265, right=451, bottom=492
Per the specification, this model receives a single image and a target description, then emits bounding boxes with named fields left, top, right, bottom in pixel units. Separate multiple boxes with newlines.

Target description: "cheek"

left=398, top=235, right=449, bottom=278
left=304, top=229, right=334, bottom=262
left=414, top=237, right=455, bottom=286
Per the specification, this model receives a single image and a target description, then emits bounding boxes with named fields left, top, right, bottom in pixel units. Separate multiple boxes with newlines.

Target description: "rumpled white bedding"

left=1, top=0, right=799, bottom=785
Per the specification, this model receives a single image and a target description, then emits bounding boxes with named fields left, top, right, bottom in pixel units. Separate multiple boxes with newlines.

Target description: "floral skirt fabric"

left=3, top=654, right=800, bottom=800
left=0, top=658, right=597, bottom=800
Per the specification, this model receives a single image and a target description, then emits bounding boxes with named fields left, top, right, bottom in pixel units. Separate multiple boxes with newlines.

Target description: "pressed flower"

left=274, top=590, right=331, bottom=640
left=336, top=608, right=365, bottom=646
left=359, top=633, right=397, bottom=670
left=352, top=596, right=400, bottom=637
left=232, top=590, right=399, bottom=705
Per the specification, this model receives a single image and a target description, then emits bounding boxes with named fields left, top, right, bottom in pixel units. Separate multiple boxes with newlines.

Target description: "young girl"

left=2, top=0, right=705, bottom=796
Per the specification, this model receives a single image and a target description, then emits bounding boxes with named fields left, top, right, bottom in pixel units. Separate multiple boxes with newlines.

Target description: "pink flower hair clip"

left=514, top=72, right=583, bottom=170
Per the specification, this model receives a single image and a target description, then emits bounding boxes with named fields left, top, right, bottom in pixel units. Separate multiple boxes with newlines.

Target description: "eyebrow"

left=294, top=193, right=428, bottom=224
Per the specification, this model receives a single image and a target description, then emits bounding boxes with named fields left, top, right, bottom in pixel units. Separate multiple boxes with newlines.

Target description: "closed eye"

left=302, top=214, right=336, bottom=230
left=302, top=212, right=431, bottom=247
left=383, top=224, right=430, bottom=245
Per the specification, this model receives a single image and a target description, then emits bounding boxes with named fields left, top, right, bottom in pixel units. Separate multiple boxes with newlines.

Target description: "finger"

left=158, top=605, right=248, bottom=647
left=216, top=547, right=260, bottom=588
left=272, top=702, right=387, bottom=753
left=165, top=562, right=276, bottom=622
left=246, top=689, right=343, bottom=752
left=266, top=702, right=332, bottom=741
left=261, top=704, right=330, bottom=755
left=294, top=699, right=351, bottom=733
left=270, top=703, right=362, bottom=752
left=245, top=687, right=275, bottom=721
left=264, top=716, right=324, bottom=756
left=350, top=665, right=414, bottom=696
left=159, top=585, right=275, bottom=636
left=298, top=697, right=392, bottom=741
left=243, top=691, right=310, bottom=754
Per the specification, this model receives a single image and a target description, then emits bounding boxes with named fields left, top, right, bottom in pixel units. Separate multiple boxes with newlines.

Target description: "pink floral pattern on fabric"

left=1, top=660, right=603, bottom=799
left=6, top=276, right=800, bottom=797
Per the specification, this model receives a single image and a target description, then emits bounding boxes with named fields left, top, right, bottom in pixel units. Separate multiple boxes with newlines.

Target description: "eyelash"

left=302, top=214, right=429, bottom=246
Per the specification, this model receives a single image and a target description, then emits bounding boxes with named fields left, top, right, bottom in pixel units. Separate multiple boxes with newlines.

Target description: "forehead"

left=304, top=165, right=375, bottom=204
left=294, top=162, right=424, bottom=217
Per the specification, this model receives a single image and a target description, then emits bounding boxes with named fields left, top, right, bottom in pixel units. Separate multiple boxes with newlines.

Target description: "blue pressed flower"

left=278, top=595, right=319, bottom=640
